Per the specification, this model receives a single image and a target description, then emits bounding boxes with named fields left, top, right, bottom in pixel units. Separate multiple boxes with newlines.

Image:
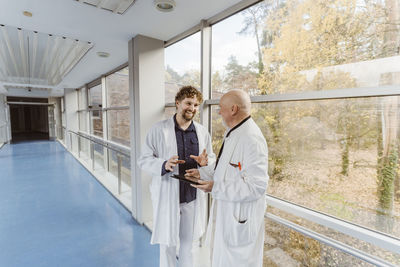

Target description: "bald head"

left=221, top=89, right=251, bottom=116
left=219, top=89, right=251, bottom=128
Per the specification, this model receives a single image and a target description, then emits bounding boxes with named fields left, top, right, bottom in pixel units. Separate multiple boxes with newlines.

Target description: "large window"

left=165, top=32, right=201, bottom=103
left=207, top=0, right=400, bottom=265
left=106, top=67, right=129, bottom=107
left=88, top=83, right=102, bottom=107
left=105, top=67, right=130, bottom=146
left=212, top=0, right=400, bottom=96
left=211, top=1, right=266, bottom=98
left=88, top=84, right=103, bottom=138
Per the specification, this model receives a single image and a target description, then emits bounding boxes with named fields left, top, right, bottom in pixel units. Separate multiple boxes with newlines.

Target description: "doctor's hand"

left=185, top=168, right=200, bottom=179
left=191, top=179, right=213, bottom=193
left=190, top=149, right=208, bottom=167
left=165, top=156, right=185, bottom=172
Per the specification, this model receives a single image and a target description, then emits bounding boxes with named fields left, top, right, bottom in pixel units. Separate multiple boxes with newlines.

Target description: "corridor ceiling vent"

left=75, top=0, right=136, bottom=15
left=4, top=85, right=53, bottom=92
left=0, top=24, right=93, bottom=87
left=154, top=0, right=176, bottom=12
left=4, top=85, right=54, bottom=98
left=96, top=51, right=110, bottom=58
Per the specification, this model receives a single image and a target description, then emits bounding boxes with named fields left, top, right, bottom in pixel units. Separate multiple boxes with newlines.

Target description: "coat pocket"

left=223, top=202, right=256, bottom=247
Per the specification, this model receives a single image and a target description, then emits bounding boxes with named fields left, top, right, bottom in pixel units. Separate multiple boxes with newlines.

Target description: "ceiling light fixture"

left=154, top=0, right=176, bottom=12
left=23, top=11, right=33, bottom=17
left=97, top=51, right=110, bottom=58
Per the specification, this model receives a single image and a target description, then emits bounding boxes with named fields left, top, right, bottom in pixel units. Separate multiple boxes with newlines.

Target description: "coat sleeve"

left=211, top=135, right=269, bottom=202
left=137, top=125, right=166, bottom=176
left=198, top=132, right=216, bottom=181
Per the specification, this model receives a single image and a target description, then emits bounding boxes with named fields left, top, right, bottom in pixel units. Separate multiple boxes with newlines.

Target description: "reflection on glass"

left=107, top=109, right=130, bottom=146
left=88, top=84, right=102, bottom=107
left=212, top=96, right=400, bottom=238
left=79, top=111, right=87, bottom=132
left=90, top=111, right=103, bottom=137
left=78, top=136, right=90, bottom=163
left=106, top=67, right=129, bottom=107
left=264, top=217, right=377, bottom=267
left=265, top=207, right=400, bottom=266
left=165, top=32, right=201, bottom=103
left=108, top=149, right=131, bottom=188
left=211, top=0, right=400, bottom=96
left=78, top=87, right=87, bottom=110
left=93, top=143, right=104, bottom=170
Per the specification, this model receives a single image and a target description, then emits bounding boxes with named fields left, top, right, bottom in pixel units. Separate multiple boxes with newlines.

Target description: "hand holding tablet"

left=171, top=174, right=200, bottom=185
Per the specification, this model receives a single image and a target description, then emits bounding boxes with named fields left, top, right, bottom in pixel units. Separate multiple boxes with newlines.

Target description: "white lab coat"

left=199, top=118, right=269, bottom=267
left=138, top=116, right=215, bottom=249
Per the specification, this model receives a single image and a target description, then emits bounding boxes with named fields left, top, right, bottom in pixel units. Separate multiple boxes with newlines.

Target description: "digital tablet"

left=171, top=174, right=201, bottom=185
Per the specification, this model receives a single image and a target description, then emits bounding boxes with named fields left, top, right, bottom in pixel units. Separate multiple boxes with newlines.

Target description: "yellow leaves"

left=259, top=0, right=392, bottom=94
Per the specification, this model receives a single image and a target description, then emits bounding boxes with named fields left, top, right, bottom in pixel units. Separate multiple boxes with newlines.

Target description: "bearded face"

left=176, top=97, right=199, bottom=122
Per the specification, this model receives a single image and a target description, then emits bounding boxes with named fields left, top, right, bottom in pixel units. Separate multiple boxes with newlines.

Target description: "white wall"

left=64, top=89, right=79, bottom=153
left=0, top=95, right=9, bottom=143
left=129, top=35, right=165, bottom=225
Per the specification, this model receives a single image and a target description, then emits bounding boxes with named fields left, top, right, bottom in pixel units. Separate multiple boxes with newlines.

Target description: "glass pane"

left=88, top=84, right=102, bottom=107
left=107, top=109, right=130, bottom=146
left=211, top=0, right=400, bottom=97
left=90, top=111, right=103, bottom=137
left=106, top=67, right=129, bottom=107
left=108, top=150, right=131, bottom=189
left=79, top=111, right=87, bottom=133
left=211, top=1, right=266, bottom=98
left=78, top=136, right=90, bottom=163
left=264, top=216, right=378, bottom=267
left=78, top=87, right=87, bottom=110
left=266, top=207, right=400, bottom=266
left=93, top=143, right=104, bottom=170
left=211, top=96, right=400, bottom=237
left=165, top=32, right=201, bottom=103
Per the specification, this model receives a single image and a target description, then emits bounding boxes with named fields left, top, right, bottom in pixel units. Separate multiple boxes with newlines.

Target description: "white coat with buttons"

left=199, top=117, right=269, bottom=267
left=138, top=116, right=215, bottom=250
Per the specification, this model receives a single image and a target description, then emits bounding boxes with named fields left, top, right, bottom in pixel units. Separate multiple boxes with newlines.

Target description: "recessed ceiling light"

left=154, top=0, right=176, bottom=12
left=97, top=51, right=110, bottom=58
left=23, top=11, right=32, bottom=17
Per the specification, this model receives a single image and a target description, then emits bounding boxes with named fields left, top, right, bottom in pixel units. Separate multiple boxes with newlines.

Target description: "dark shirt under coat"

left=161, top=114, right=198, bottom=203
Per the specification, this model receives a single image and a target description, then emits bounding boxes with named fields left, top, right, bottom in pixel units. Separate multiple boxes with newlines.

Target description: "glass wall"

left=88, top=83, right=102, bottom=107
left=211, top=0, right=400, bottom=96
left=206, top=0, right=400, bottom=264
left=165, top=32, right=201, bottom=103
left=105, top=67, right=130, bottom=146
left=104, top=66, right=131, bottom=186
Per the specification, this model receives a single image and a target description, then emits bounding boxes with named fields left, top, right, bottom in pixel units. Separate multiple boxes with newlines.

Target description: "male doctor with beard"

left=138, top=86, right=215, bottom=267
left=190, top=89, right=269, bottom=267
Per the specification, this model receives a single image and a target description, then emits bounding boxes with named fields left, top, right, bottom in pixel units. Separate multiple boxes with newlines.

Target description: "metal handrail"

left=265, top=213, right=396, bottom=267
left=68, top=130, right=130, bottom=194
left=72, top=130, right=130, bottom=157
left=265, top=195, right=400, bottom=265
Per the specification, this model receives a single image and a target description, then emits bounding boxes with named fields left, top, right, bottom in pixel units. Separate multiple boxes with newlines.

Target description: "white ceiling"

left=0, top=0, right=244, bottom=97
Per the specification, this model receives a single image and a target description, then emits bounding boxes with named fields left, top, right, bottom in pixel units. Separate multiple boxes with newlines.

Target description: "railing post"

left=117, top=154, right=122, bottom=194
left=91, top=141, right=95, bottom=171
left=69, top=132, right=73, bottom=151
left=77, top=135, right=81, bottom=158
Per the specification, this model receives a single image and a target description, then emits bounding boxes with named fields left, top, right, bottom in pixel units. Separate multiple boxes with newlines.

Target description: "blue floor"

left=0, top=141, right=159, bottom=267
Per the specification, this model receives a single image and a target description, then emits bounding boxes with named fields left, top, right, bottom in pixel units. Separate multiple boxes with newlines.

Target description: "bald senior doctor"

left=138, top=86, right=215, bottom=267
left=191, top=89, right=269, bottom=267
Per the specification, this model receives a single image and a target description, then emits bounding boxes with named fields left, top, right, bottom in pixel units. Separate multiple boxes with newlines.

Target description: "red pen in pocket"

left=229, top=162, right=242, bottom=171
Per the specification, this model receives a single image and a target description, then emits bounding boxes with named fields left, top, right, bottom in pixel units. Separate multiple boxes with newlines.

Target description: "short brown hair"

left=175, top=86, right=203, bottom=103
